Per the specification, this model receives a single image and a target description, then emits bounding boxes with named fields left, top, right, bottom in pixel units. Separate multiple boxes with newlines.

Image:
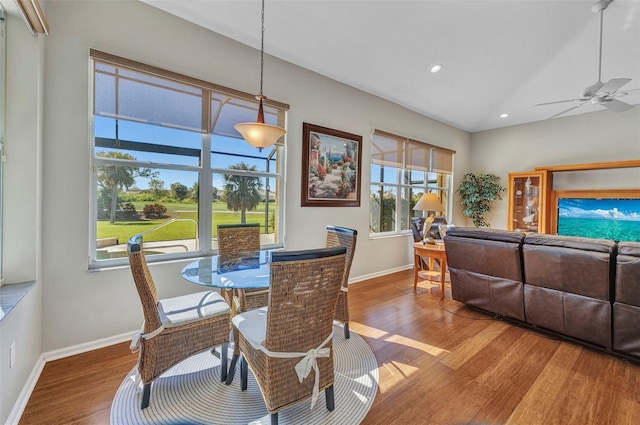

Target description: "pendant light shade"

left=234, top=0, right=286, bottom=150
left=235, top=97, right=286, bottom=150
left=235, top=121, right=286, bottom=149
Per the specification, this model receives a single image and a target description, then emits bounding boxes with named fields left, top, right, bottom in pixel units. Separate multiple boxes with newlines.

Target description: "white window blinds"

left=94, top=62, right=208, bottom=133
left=372, top=130, right=455, bottom=174
left=90, top=49, right=288, bottom=139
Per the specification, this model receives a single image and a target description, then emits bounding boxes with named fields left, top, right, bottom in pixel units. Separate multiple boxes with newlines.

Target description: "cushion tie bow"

left=258, top=332, right=333, bottom=409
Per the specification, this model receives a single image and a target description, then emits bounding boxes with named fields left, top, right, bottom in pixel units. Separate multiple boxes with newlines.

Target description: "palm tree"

left=223, top=162, right=262, bottom=223
left=96, top=151, right=155, bottom=224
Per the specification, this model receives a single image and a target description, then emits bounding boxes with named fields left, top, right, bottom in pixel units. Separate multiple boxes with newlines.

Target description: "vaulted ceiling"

left=142, top=0, right=640, bottom=133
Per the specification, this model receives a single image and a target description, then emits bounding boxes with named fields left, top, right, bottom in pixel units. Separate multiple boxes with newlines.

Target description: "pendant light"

left=234, top=0, right=286, bottom=151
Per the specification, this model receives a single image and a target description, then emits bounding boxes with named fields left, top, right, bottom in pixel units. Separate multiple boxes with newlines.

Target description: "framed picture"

left=301, top=123, right=362, bottom=207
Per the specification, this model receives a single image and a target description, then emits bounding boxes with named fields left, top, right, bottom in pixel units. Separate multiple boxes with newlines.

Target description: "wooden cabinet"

left=507, top=170, right=552, bottom=233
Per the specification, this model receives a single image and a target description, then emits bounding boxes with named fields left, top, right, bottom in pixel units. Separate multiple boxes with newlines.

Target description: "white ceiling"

left=140, top=0, right=640, bottom=133
left=3, top=1, right=637, bottom=132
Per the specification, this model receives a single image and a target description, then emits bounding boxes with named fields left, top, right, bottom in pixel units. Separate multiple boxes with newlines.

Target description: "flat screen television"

left=556, top=195, right=640, bottom=242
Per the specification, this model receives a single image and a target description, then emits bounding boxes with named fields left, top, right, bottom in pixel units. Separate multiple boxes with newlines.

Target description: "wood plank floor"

left=19, top=270, right=640, bottom=424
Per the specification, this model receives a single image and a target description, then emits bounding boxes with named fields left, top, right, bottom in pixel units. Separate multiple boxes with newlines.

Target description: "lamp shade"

left=234, top=122, right=286, bottom=150
left=413, top=193, right=444, bottom=212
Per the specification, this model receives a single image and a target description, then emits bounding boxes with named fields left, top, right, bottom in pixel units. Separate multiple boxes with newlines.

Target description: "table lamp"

left=413, top=193, right=444, bottom=244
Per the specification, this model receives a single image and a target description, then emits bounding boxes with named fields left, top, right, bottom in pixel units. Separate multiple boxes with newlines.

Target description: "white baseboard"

left=4, top=330, right=136, bottom=425
left=4, top=354, right=45, bottom=425
left=348, top=264, right=413, bottom=284
left=43, top=330, right=136, bottom=362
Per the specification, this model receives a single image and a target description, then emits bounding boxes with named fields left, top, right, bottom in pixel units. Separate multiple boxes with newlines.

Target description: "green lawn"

left=97, top=201, right=275, bottom=243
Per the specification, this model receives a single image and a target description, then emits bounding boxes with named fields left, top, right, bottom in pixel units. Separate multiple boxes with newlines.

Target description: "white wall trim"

left=348, top=264, right=413, bottom=284
left=5, top=330, right=136, bottom=425
left=43, top=330, right=136, bottom=362
left=4, top=354, right=45, bottom=425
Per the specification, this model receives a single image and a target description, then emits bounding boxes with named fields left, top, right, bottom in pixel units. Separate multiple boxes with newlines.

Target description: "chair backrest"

left=217, top=223, right=260, bottom=254
left=325, top=225, right=357, bottom=289
left=411, top=216, right=448, bottom=242
left=127, top=234, right=162, bottom=332
left=265, top=247, right=346, bottom=353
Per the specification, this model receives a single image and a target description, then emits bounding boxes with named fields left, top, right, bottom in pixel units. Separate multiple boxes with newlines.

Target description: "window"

left=369, top=130, right=454, bottom=235
left=0, top=6, right=5, bottom=281
left=89, top=50, right=288, bottom=268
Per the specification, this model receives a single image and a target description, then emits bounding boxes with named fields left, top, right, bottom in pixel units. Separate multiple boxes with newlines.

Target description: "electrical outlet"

left=10, top=342, right=16, bottom=368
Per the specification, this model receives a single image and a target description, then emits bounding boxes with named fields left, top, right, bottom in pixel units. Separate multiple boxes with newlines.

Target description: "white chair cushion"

left=231, top=307, right=268, bottom=349
left=158, top=291, right=230, bottom=328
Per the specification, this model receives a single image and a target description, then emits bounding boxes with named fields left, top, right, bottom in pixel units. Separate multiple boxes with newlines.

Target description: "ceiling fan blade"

left=612, top=88, right=640, bottom=97
left=602, top=98, right=634, bottom=112
left=599, top=78, right=631, bottom=95
left=546, top=103, right=586, bottom=120
left=536, top=99, right=585, bottom=107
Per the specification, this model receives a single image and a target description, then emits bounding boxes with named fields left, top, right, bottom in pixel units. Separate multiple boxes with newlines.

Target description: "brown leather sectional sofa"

left=444, top=227, right=640, bottom=361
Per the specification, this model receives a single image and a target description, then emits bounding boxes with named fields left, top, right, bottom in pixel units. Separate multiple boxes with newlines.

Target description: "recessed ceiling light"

left=500, top=113, right=509, bottom=118
left=430, top=64, right=443, bottom=73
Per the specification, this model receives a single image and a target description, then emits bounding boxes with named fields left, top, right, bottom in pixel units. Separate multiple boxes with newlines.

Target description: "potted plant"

left=457, top=173, right=505, bottom=227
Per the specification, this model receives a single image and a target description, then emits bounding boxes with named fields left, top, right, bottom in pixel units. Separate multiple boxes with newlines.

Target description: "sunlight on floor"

left=377, top=361, right=420, bottom=393
left=352, top=322, right=451, bottom=394
left=384, top=334, right=450, bottom=357
left=354, top=323, right=450, bottom=357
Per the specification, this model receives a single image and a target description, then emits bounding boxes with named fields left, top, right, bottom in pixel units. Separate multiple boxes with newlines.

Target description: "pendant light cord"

left=259, top=0, right=265, bottom=97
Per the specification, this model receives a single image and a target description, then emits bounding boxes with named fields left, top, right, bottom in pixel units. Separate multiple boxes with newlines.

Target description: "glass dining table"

left=181, top=250, right=271, bottom=384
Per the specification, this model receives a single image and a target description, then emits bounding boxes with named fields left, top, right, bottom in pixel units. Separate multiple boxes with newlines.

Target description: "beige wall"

left=7, top=1, right=638, bottom=421
left=0, top=12, right=44, bottom=425
left=38, top=0, right=470, bottom=354
left=469, top=106, right=640, bottom=229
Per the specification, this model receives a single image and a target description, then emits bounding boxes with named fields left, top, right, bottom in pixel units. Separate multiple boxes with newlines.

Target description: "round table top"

left=181, top=250, right=270, bottom=290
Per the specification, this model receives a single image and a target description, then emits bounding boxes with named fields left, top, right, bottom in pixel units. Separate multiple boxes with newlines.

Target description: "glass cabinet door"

left=508, top=171, right=550, bottom=233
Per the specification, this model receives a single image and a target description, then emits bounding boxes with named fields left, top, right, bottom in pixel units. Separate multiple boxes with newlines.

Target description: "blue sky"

left=558, top=198, right=640, bottom=221
left=94, top=117, right=276, bottom=190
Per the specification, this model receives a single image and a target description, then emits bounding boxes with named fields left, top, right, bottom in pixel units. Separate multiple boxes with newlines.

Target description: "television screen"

left=557, top=198, right=640, bottom=242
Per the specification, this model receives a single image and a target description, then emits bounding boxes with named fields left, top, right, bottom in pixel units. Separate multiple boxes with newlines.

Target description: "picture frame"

left=301, top=122, right=362, bottom=207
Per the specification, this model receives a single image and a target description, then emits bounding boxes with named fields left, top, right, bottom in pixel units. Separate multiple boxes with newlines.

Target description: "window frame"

left=0, top=6, right=5, bottom=282
left=369, top=130, right=455, bottom=237
left=88, top=51, right=288, bottom=269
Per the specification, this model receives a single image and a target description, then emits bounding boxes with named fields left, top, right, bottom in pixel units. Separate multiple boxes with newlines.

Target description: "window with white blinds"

left=89, top=50, right=288, bottom=269
left=370, top=130, right=454, bottom=235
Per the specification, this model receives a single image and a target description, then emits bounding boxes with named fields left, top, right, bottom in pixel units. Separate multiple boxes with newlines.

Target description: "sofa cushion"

left=523, top=234, right=614, bottom=301
left=613, top=302, right=640, bottom=358
left=445, top=228, right=524, bottom=281
left=524, top=285, right=611, bottom=348
left=616, top=242, right=640, bottom=307
left=446, top=227, right=524, bottom=244
left=445, top=227, right=525, bottom=321
left=612, top=242, right=640, bottom=359
left=448, top=268, right=525, bottom=321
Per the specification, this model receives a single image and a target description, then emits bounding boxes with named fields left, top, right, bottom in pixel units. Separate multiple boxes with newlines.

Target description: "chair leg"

left=344, top=322, right=350, bottom=339
left=270, top=412, right=278, bottom=425
left=141, top=383, right=151, bottom=409
left=220, top=344, right=228, bottom=382
left=225, top=352, right=240, bottom=385
left=325, top=385, right=335, bottom=411
left=240, top=356, right=248, bottom=391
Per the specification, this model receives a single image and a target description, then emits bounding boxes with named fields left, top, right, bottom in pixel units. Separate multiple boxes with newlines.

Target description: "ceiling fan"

left=536, top=0, right=637, bottom=119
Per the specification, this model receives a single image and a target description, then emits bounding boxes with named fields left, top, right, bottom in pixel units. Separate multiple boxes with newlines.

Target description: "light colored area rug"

left=111, top=325, right=379, bottom=425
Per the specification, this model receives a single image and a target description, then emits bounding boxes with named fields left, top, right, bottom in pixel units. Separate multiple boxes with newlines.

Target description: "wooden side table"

left=413, top=241, right=448, bottom=296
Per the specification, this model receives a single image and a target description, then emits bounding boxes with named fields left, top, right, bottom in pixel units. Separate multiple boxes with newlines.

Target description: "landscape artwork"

left=557, top=198, right=640, bottom=242
left=301, top=123, right=362, bottom=207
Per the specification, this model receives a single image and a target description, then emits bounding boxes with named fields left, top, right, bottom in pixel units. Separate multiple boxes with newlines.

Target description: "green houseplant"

left=457, top=173, right=505, bottom=227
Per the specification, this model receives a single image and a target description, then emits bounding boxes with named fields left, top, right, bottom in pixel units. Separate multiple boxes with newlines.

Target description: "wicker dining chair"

left=325, top=225, right=358, bottom=339
left=232, top=247, right=347, bottom=425
left=217, top=223, right=268, bottom=311
left=127, top=234, right=231, bottom=409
